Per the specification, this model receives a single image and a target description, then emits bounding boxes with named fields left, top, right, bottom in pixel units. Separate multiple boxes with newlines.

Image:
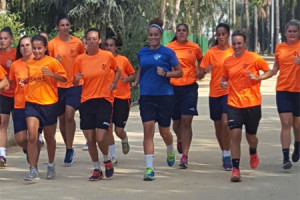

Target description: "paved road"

left=0, top=72, right=299, bottom=200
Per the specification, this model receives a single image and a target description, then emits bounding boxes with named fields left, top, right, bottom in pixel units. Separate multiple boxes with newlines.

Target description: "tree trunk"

left=245, top=0, right=250, bottom=49
left=261, top=14, right=265, bottom=53
left=266, top=1, right=271, bottom=54
left=1, top=0, right=6, bottom=12
left=290, top=0, right=295, bottom=19
left=169, top=0, right=181, bottom=31
left=280, top=0, right=286, bottom=41
left=240, top=0, right=245, bottom=28
left=275, top=0, right=280, bottom=45
left=233, top=0, right=236, bottom=28
left=254, top=5, right=258, bottom=52
left=160, top=0, right=167, bottom=29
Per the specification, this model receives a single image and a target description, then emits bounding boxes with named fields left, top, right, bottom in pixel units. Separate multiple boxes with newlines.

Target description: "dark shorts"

left=112, top=98, right=131, bottom=128
left=25, top=102, right=58, bottom=128
left=79, top=98, right=112, bottom=130
left=276, top=91, right=300, bottom=116
left=12, top=109, right=27, bottom=134
left=227, top=105, right=261, bottom=135
left=0, top=95, right=14, bottom=114
left=209, top=95, right=228, bottom=121
left=172, top=82, right=199, bottom=120
left=57, top=86, right=82, bottom=116
left=139, top=95, right=174, bottom=127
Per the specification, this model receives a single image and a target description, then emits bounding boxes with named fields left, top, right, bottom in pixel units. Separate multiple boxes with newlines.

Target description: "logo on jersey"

left=154, top=54, right=161, bottom=60
left=101, top=64, right=107, bottom=70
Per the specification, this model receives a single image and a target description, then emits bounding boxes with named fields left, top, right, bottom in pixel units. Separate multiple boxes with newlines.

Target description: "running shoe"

left=179, top=155, right=188, bottom=169
left=104, top=160, right=114, bottom=178
left=230, top=167, right=241, bottom=182
left=222, top=156, right=233, bottom=171
left=112, top=157, right=118, bottom=166
left=177, top=140, right=182, bottom=154
left=0, top=156, right=6, bottom=167
left=24, top=168, right=40, bottom=182
left=143, top=168, right=155, bottom=181
left=167, top=151, right=175, bottom=167
left=47, top=164, right=56, bottom=180
left=121, top=140, right=130, bottom=155
left=82, top=142, right=88, bottom=151
left=283, top=160, right=292, bottom=170
left=64, top=149, right=75, bottom=167
left=292, top=147, right=299, bottom=162
left=89, top=169, right=104, bottom=181
left=250, top=153, right=259, bottom=169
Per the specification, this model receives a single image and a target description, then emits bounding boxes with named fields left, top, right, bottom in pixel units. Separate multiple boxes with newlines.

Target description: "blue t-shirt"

left=138, top=45, right=179, bottom=96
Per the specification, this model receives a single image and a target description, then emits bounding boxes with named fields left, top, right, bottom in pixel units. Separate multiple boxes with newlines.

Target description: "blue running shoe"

left=143, top=168, right=155, bottom=181
left=64, top=149, right=75, bottom=167
left=167, top=151, right=175, bottom=167
left=104, top=160, right=114, bottom=178
left=223, top=156, right=233, bottom=171
left=0, top=156, right=6, bottom=167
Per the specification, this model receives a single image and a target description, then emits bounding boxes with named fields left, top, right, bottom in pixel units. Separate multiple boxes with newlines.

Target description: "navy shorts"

left=25, top=102, right=58, bottom=128
left=172, top=82, right=198, bottom=120
left=139, top=95, right=174, bottom=127
left=0, top=95, right=14, bottom=114
left=276, top=91, right=300, bottom=116
left=79, top=98, right=112, bottom=130
left=12, top=109, right=27, bottom=134
left=57, top=86, right=82, bottom=116
left=227, top=105, right=261, bottom=135
left=209, top=95, right=228, bottom=121
left=112, top=98, right=131, bottom=128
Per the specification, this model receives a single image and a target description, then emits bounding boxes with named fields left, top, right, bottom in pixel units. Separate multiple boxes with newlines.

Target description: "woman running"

left=0, top=26, right=16, bottom=167
left=166, top=23, right=203, bottom=169
left=73, top=28, right=120, bottom=181
left=48, top=14, right=85, bottom=166
left=9, top=36, right=34, bottom=161
left=132, top=18, right=182, bottom=180
left=199, top=23, right=234, bottom=170
left=272, top=20, right=300, bottom=169
left=220, top=30, right=273, bottom=182
left=24, top=35, right=67, bottom=181
left=105, top=37, right=135, bottom=165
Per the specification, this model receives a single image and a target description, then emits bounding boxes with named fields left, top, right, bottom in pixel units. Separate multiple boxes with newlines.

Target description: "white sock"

left=48, top=162, right=55, bottom=167
left=39, top=134, right=43, bottom=142
left=109, top=144, right=116, bottom=158
left=93, top=161, right=100, bottom=170
left=222, top=150, right=231, bottom=157
left=166, top=144, right=174, bottom=155
left=144, top=154, right=154, bottom=170
left=103, top=154, right=110, bottom=162
left=0, top=147, right=6, bottom=157
left=121, top=135, right=128, bottom=143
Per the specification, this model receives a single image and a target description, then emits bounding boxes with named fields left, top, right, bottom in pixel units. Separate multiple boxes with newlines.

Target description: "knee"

left=28, top=134, right=38, bottom=144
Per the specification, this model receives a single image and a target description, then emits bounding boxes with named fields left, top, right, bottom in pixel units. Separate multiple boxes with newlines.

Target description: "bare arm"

left=42, top=67, right=67, bottom=82
left=248, top=69, right=273, bottom=81
left=121, top=73, right=135, bottom=83
left=220, top=76, right=229, bottom=90
left=110, top=67, right=121, bottom=90
left=131, top=67, right=141, bottom=89
left=0, top=76, right=9, bottom=92
left=157, top=64, right=183, bottom=78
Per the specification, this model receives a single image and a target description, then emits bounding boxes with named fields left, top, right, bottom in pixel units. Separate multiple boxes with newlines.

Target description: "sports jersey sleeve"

left=168, top=49, right=180, bottom=67
left=124, top=58, right=135, bottom=75
left=0, top=65, right=7, bottom=79
left=8, top=62, right=15, bottom=80
left=256, top=56, right=269, bottom=72
left=73, top=57, right=82, bottom=77
left=110, top=55, right=118, bottom=71
left=275, top=44, right=280, bottom=63
left=50, top=59, right=67, bottom=78
left=223, top=59, right=229, bottom=78
left=78, top=42, right=85, bottom=55
left=200, top=50, right=211, bottom=69
left=48, top=40, right=55, bottom=57
left=195, top=45, right=203, bottom=60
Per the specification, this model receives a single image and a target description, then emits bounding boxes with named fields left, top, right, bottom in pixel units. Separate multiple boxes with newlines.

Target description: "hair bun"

left=149, top=18, right=163, bottom=28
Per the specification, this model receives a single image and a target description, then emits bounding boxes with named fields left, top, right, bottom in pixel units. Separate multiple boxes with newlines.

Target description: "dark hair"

left=16, top=35, right=31, bottom=60
left=148, top=18, right=163, bottom=35
left=171, top=23, right=189, bottom=42
left=215, top=23, right=230, bottom=46
left=56, top=13, right=70, bottom=26
left=106, top=37, right=118, bottom=46
left=285, top=19, right=300, bottom=32
left=0, top=26, right=13, bottom=37
left=31, top=34, right=49, bottom=55
left=232, top=30, right=247, bottom=42
left=85, top=28, right=100, bottom=39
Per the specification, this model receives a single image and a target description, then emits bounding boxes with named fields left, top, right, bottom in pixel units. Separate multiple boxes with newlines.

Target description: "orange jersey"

left=223, top=51, right=269, bottom=108
left=73, top=49, right=117, bottom=103
left=9, top=59, right=28, bottom=108
left=26, top=56, right=67, bottom=105
left=0, top=48, right=16, bottom=97
left=0, top=65, right=7, bottom=79
left=201, top=46, right=233, bottom=97
left=48, top=36, right=85, bottom=88
left=275, top=41, right=300, bottom=92
left=113, top=54, right=135, bottom=99
left=166, top=41, right=203, bottom=86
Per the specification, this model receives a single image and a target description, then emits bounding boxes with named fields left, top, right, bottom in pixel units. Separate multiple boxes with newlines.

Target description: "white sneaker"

left=112, top=157, right=118, bottom=166
left=24, top=168, right=40, bottom=182
left=82, top=142, right=88, bottom=151
left=47, top=164, right=56, bottom=180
